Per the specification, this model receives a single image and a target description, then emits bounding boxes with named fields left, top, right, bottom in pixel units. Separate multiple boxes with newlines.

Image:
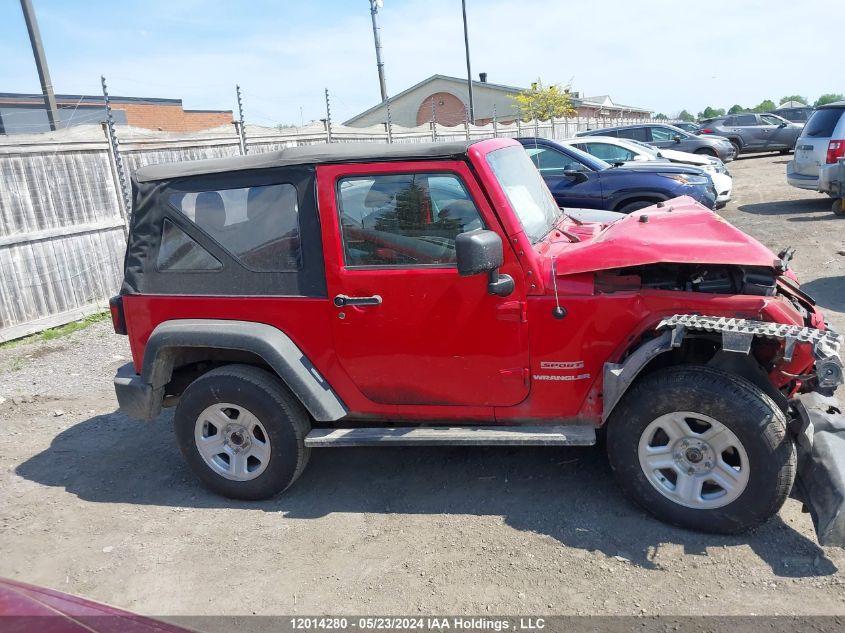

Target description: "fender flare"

left=140, top=319, right=348, bottom=422
left=610, top=191, right=669, bottom=212
left=602, top=330, right=673, bottom=422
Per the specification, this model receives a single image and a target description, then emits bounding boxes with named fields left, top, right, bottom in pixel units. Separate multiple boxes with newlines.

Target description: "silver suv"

left=698, top=113, right=803, bottom=156
left=787, top=101, right=845, bottom=193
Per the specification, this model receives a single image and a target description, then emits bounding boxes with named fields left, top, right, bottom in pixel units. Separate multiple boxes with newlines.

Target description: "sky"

left=2, top=0, right=843, bottom=126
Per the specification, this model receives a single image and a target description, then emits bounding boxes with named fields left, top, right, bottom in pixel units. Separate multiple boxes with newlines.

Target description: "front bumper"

left=114, top=362, right=162, bottom=420
left=793, top=393, right=845, bottom=546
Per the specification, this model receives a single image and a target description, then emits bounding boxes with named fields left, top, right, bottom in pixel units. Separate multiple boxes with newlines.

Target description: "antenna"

left=551, top=257, right=567, bottom=320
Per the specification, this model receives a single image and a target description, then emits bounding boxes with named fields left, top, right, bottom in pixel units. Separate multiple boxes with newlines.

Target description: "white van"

left=787, top=101, right=845, bottom=192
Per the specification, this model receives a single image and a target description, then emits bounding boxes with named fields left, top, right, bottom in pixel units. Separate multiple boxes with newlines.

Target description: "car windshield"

left=486, top=145, right=561, bottom=243
left=625, top=139, right=660, bottom=157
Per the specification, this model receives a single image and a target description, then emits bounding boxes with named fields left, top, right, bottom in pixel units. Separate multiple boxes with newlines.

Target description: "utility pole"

left=461, top=0, right=474, bottom=124
left=235, top=84, right=248, bottom=155
left=20, top=0, right=59, bottom=131
left=324, top=88, right=333, bottom=143
left=369, top=0, right=388, bottom=102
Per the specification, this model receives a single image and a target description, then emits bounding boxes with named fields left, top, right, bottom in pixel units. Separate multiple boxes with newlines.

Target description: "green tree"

left=727, top=104, right=744, bottom=114
left=677, top=109, right=696, bottom=122
left=698, top=106, right=725, bottom=119
left=752, top=99, right=777, bottom=113
left=511, top=79, right=576, bottom=121
left=779, top=95, right=807, bottom=105
left=815, top=93, right=844, bottom=107
left=653, top=113, right=668, bottom=120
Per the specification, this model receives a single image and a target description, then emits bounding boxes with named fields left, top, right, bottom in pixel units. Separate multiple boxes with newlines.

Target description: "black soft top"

left=134, top=140, right=480, bottom=183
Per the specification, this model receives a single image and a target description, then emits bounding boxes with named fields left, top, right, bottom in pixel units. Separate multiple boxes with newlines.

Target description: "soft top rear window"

left=804, top=108, right=845, bottom=138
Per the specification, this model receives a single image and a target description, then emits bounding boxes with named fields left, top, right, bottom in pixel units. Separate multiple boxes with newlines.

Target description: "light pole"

left=461, top=0, right=474, bottom=124
left=369, top=0, right=388, bottom=103
left=20, top=0, right=59, bottom=131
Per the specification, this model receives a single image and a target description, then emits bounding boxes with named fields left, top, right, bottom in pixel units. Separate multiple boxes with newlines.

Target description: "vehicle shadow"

left=799, top=276, right=845, bottom=312
left=15, top=411, right=836, bottom=578
left=738, top=197, right=831, bottom=217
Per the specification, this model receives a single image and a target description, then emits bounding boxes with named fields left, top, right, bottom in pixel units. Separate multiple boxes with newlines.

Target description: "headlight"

left=666, top=174, right=710, bottom=185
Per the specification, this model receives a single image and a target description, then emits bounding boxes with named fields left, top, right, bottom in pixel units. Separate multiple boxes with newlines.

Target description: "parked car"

left=787, top=100, right=845, bottom=193
left=698, top=113, right=803, bottom=156
left=576, top=123, right=735, bottom=162
left=769, top=107, right=814, bottom=124
left=670, top=121, right=700, bottom=134
left=516, top=137, right=716, bottom=213
left=112, top=138, right=845, bottom=544
left=565, top=135, right=733, bottom=207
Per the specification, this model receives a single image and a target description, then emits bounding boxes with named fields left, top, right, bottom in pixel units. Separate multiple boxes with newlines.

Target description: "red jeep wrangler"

left=111, top=138, right=845, bottom=544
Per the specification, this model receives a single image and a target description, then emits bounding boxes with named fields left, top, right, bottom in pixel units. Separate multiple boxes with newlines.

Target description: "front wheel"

left=606, top=366, right=795, bottom=534
left=730, top=140, right=742, bottom=156
left=617, top=200, right=657, bottom=215
left=174, top=364, right=311, bottom=500
left=694, top=148, right=717, bottom=158
left=833, top=198, right=845, bottom=216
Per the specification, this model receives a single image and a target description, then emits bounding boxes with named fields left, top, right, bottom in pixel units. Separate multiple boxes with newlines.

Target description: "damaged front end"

left=658, top=313, right=845, bottom=546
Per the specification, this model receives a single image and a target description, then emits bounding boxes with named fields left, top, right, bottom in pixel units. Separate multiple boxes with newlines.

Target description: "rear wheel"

left=833, top=198, right=845, bottom=216
left=174, top=364, right=311, bottom=500
left=617, top=200, right=657, bottom=215
left=606, top=366, right=795, bottom=534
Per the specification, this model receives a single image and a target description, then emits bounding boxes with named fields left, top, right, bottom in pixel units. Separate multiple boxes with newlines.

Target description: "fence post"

left=100, top=75, right=130, bottom=235
left=324, top=88, right=333, bottom=143
left=516, top=116, right=522, bottom=137
left=430, top=97, right=437, bottom=142
left=549, top=116, right=555, bottom=139
left=235, top=84, right=248, bottom=154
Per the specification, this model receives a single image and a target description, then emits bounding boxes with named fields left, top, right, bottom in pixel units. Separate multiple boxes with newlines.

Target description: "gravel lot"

left=1, top=153, right=844, bottom=618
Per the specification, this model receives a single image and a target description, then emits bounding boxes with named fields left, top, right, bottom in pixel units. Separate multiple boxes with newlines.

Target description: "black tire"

left=617, top=200, right=657, bottom=215
left=833, top=198, right=845, bottom=217
left=729, top=140, right=742, bottom=156
left=174, top=364, right=311, bottom=500
left=606, top=366, right=795, bottom=534
left=779, top=149, right=791, bottom=155
left=694, top=148, right=717, bottom=158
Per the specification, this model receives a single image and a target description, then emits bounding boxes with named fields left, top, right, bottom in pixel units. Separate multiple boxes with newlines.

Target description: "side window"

left=157, top=219, right=222, bottom=271
left=168, top=183, right=300, bottom=271
left=734, top=114, right=758, bottom=126
left=337, top=173, right=483, bottom=267
left=525, top=147, right=586, bottom=174
left=649, top=127, right=678, bottom=141
left=617, top=127, right=649, bottom=142
left=584, top=142, right=636, bottom=162
left=760, top=115, right=782, bottom=126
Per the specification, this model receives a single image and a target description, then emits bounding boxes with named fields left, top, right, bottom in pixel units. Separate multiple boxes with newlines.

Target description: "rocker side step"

left=304, top=425, right=596, bottom=447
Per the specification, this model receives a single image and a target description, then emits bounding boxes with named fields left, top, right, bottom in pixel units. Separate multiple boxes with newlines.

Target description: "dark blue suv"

left=517, top=137, right=717, bottom=213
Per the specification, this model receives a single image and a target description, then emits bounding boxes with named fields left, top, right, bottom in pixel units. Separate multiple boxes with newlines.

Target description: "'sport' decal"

left=539, top=361, right=585, bottom=370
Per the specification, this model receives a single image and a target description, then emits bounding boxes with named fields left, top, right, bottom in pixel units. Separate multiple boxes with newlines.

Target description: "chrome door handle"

left=333, top=294, right=382, bottom=307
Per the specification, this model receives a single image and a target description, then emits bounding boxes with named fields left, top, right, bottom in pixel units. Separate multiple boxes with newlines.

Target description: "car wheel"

left=779, top=149, right=791, bottom=155
left=617, top=200, right=657, bottom=215
left=174, top=364, right=311, bottom=500
left=606, top=366, right=795, bottom=534
left=694, top=148, right=717, bottom=158
left=833, top=198, right=845, bottom=217
left=729, top=140, right=742, bottom=156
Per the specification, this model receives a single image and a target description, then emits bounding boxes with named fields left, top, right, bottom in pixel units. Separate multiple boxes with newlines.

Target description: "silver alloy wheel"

left=637, top=411, right=750, bottom=509
left=194, top=403, right=271, bottom=482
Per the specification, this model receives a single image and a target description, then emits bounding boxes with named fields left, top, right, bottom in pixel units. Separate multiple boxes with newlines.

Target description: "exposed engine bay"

left=595, top=263, right=777, bottom=296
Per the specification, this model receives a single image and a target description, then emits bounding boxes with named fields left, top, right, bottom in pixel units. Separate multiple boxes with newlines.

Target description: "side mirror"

left=778, top=122, right=788, bottom=128
left=563, top=169, right=589, bottom=183
left=455, top=230, right=513, bottom=297
left=633, top=154, right=649, bottom=161
left=673, top=135, right=682, bottom=143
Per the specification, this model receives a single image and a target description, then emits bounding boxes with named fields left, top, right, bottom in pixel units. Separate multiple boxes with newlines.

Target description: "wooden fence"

left=0, top=116, right=677, bottom=342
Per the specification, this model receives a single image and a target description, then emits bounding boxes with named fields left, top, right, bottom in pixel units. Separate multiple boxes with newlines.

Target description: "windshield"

left=486, top=145, right=561, bottom=243
left=625, top=138, right=660, bottom=157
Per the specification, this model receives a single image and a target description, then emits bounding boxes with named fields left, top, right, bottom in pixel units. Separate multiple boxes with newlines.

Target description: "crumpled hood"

left=544, top=197, right=777, bottom=275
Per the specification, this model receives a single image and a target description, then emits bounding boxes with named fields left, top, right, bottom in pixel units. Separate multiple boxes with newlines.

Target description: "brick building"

left=0, top=92, right=233, bottom=134
left=344, top=74, right=652, bottom=128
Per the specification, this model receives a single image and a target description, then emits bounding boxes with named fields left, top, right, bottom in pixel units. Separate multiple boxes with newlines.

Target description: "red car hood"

left=0, top=577, right=194, bottom=633
left=543, top=197, right=777, bottom=275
